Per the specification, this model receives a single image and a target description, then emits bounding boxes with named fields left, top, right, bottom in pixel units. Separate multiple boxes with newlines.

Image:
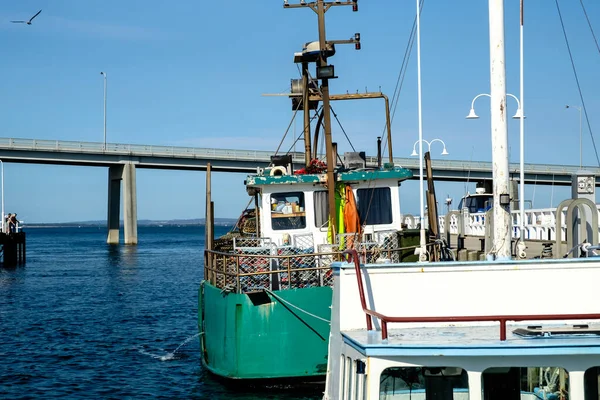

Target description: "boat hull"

left=198, top=281, right=332, bottom=380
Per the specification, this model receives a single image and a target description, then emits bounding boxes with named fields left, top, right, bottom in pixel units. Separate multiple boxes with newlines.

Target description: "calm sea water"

left=0, top=226, right=323, bottom=399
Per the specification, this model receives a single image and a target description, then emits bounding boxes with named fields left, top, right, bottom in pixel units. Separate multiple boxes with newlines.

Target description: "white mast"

left=489, top=0, right=512, bottom=260
left=416, top=0, right=427, bottom=261
left=519, top=0, right=526, bottom=243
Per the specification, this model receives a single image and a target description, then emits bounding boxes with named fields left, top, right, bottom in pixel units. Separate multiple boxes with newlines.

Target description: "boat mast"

left=489, top=0, right=511, bottom=259
left=316, top=0, right=338, bottom=238
left=285, top=0, right=358, bottom=240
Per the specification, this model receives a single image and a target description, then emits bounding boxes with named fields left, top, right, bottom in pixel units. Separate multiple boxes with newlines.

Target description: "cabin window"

left=380, top=367, right=468, bottom=399
left=270, top=192, right=306, bottom=231
left=482, top=367, right=569, bottom=399
left=314, top=190, right=328, bottom=228
left=357, top=187, right=392, bottom=225
left=585, top=367, right=600, bottom=399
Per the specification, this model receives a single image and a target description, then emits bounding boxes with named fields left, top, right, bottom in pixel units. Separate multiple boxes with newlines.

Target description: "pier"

left=1, top=231, right=26, bottom=266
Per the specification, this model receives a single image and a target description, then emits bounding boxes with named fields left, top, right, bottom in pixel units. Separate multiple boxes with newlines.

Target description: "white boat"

left=457, top=186, right=493, bottom=214
left=324, top=253, right=600, bottom=399
left=323, top=0, right=600, bottom=399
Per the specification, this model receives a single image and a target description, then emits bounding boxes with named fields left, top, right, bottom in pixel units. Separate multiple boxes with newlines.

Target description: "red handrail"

left=344, top=250, right=600, bottom=341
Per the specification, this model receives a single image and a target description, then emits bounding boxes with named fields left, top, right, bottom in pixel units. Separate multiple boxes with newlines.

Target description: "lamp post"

left=467, top=92, right=525, bottom=242
left=100, top=71, right=107, bottom=150
left=410, top=138, right=449, bottom=262
left=565, top=105, right=582, bottom=169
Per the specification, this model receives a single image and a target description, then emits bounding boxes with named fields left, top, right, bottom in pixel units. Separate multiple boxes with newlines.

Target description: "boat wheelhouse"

left=246, top=165, right=413, bottom=249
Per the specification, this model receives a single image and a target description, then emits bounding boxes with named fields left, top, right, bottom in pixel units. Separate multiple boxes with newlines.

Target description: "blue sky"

left=1, top=1, right=599, bottom=223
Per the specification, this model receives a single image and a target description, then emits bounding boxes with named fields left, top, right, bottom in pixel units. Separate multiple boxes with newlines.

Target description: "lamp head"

left=410, top=149, right=418, bottom=157
left=512, top=108, right=525, bottom=119
left=466, top=108, right=479, bottom=119
left=441, top=148, right=449, bottom=155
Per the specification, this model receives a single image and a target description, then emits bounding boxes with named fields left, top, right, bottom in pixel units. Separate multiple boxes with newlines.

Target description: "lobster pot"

left=374, top=230, right=400, bottom=263
left=336, top=233, right=361, bottom=251
left=358, top=241, right=380, bottom=264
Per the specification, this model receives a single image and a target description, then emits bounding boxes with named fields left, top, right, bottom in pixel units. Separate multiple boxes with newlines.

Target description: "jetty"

left=1, top=231, right=26, bottom=266
left=403, top=170, right=599, bottom=260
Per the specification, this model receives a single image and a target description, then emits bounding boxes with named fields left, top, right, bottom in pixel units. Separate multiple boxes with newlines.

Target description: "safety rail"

left=345, top=249, right=600, bottom=341
left=204, top=240, right=426, bottom=293
left=204, top=248, right=343, bottom=293
left=406, top=205, right=600, bottom=242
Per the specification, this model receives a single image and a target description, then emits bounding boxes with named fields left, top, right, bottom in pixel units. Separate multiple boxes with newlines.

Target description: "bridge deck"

left=0, top=137, right=595, bottom=183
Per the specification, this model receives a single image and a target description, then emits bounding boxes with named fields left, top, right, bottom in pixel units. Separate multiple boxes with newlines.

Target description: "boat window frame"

left=379, top=366, right=468, bottom=399
left=357, top=187, right=393, bottom=225
left=270, top=191, right=307, bottom=231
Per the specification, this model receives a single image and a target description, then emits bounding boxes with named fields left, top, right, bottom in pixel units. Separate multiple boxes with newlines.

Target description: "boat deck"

left=342, top=324, right=600, bottom=357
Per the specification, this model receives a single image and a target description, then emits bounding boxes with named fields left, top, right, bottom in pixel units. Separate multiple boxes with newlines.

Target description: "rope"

left=554, top=0, right=600, bottom=167
left=330, top=106, right=356, bottom=152
left=273, top=101, right=302, bottom=159
left=285, top=107, right=322, bottom=155
left=383, top=0, right=424, bottom=156
left=579, top=0, right=600, bottom=56
left=264, top=288, right=330, bottom=323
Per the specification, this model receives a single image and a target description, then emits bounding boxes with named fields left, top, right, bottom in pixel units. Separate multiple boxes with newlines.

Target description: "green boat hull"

left=198, top=282, right=332, bottom=380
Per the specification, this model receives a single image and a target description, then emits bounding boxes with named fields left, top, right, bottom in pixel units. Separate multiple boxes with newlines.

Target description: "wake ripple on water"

left=137, top=332, right=201, bottom=361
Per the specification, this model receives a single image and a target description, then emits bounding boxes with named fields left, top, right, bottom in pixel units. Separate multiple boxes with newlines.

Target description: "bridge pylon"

left=107, top=162, right=138, bottom=245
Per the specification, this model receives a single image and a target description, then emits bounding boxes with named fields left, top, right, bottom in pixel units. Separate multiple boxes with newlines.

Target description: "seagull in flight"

left=11, top=9, right=42, bottom=25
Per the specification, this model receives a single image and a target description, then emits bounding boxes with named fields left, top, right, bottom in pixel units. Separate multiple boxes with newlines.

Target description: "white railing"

left=405, top=205, right=600, bottom=242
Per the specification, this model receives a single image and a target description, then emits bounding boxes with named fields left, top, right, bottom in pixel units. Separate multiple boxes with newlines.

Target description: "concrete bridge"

left=0, top=137, right=597, bottom=245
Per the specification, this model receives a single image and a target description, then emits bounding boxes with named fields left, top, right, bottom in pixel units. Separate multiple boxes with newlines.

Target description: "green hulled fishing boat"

left=198, top=0, right=423, bottom=382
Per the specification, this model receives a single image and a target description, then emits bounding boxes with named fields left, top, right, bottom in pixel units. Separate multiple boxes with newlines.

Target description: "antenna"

left=284, top=0, right=359, bottom=238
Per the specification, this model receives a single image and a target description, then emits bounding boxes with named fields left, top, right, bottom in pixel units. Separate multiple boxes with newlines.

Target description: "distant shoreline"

left=23, top=219, right=237, bottom=228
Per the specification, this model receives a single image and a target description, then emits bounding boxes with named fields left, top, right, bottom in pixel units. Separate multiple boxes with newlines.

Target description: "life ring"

left=270, top=166, right=287, bottom=176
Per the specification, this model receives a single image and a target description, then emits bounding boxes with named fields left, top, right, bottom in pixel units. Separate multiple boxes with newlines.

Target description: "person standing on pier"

left=8, top=213, right=18, bottom=233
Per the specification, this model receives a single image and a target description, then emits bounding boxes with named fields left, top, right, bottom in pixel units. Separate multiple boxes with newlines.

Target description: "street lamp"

left=100, top=71, right=107, bottom=150
left=411, top=138, right=449, bottom=157
left=467, top=92, right=526, bottom=243
left=466, top=93, right=524, bottom=119
left=566, top=105, right=582, bottom=169
left=410, top=138, right=449, bottom=262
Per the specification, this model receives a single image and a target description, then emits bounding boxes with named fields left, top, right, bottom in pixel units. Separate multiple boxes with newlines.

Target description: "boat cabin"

left=324, top=256, right=600, bottom=399
left=458, top=187, right=493, bottom=214
left=245, top=164, right=413, bottom=250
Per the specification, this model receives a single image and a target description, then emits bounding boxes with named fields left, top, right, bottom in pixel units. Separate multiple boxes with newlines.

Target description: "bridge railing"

left=1, top=137, right=596, bottom=179
left=0, top=137, right=387, bottom=169
left=0, top=137, right=287, bottom=161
